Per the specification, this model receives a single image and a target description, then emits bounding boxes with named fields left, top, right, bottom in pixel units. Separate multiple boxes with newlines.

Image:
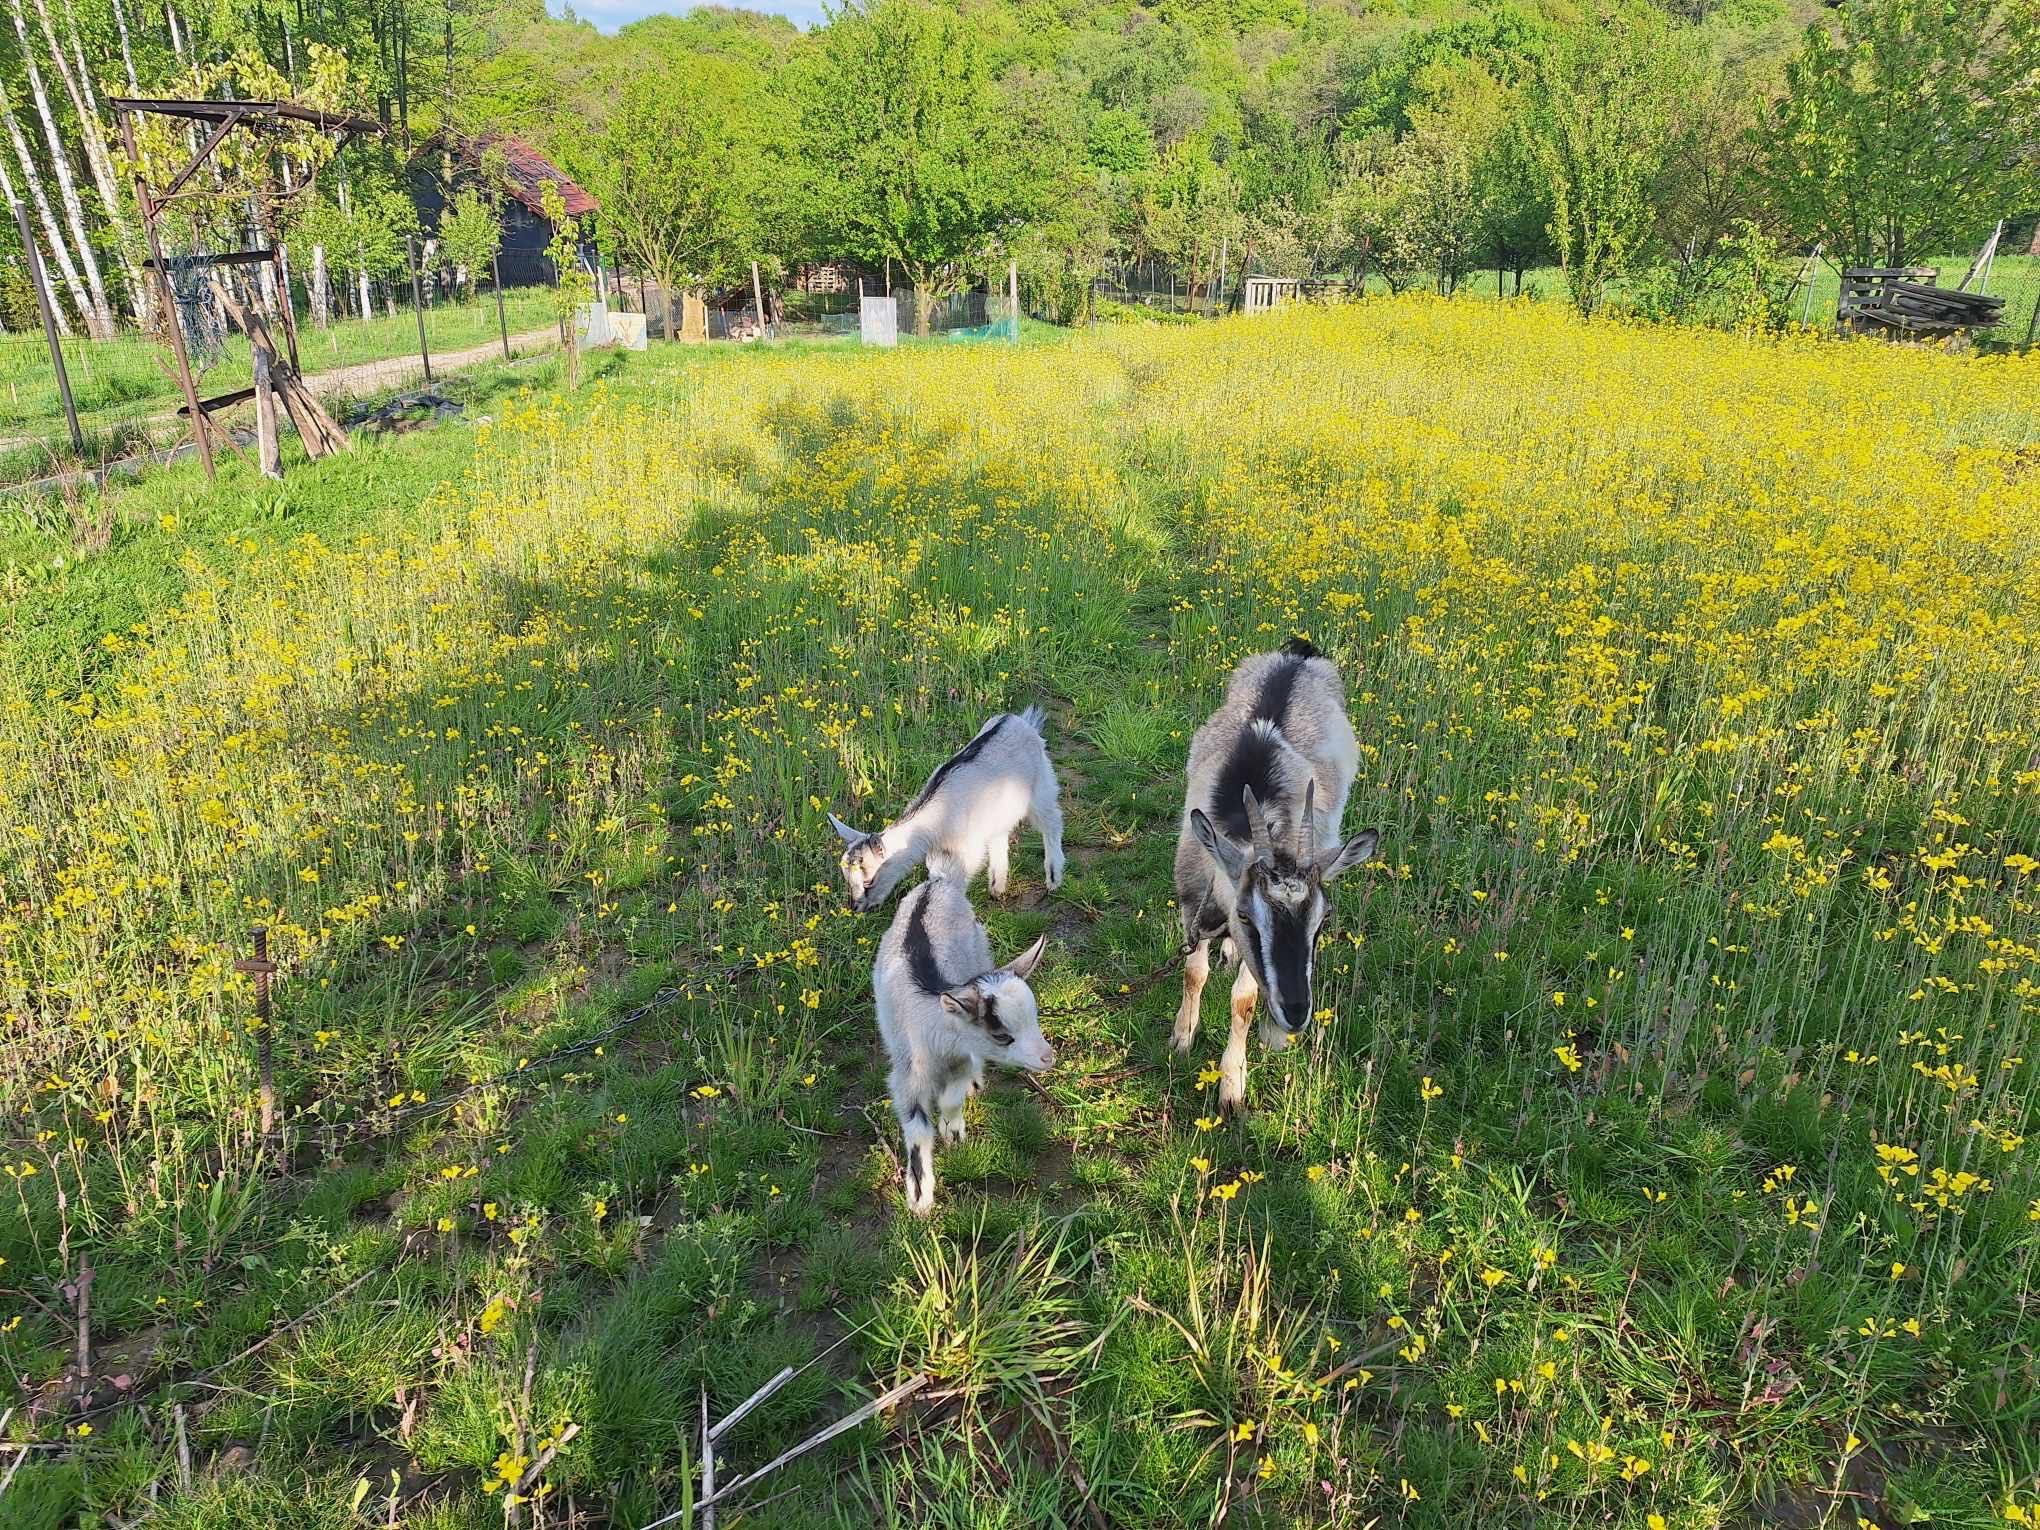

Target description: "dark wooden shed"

left=410, top=131, right=598, bottom=288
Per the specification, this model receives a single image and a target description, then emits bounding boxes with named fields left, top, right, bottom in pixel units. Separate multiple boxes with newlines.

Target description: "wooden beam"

left=143, top=249, right=273, bottom=269
left=177, top=387, right=259, bottom=416
left=157, top=109, right=249, bottom=203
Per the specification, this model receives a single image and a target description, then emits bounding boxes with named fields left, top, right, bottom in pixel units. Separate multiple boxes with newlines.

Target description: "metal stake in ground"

left=406, top=236, right=434, bottom=384
left=493, top=251, right=511, bottom=360
left=12, top=198, right=84, bottom=457
left=235, top=925, right=278, bottom=1146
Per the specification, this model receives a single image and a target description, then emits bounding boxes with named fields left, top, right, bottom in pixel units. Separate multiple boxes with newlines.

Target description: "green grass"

left=0, top=304, right=2036, bottom=1527
left=0, top=287, right=559, bottom=437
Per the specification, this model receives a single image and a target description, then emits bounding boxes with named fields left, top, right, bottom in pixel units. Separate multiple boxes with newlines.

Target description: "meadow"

left=1, top=299, right=2037, bottom=1528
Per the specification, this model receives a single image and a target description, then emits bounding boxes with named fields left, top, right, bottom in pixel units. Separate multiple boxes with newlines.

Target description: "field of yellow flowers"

left=2, top=300, right=2037, bottom=1528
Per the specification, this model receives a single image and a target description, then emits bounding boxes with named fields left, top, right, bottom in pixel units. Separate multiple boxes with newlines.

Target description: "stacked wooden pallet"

left=1839, top=268, right=2005, bottom=336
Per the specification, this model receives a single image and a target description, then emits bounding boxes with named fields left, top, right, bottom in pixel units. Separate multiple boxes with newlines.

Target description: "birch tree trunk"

left=45, top=0, right=146, bottom=323
left=6, top=0, right=115, bottom=337
left=358, top=268, right=371, bottom=318
left=109, top=0, right=140, bottom=91
left=311, top=244, right=330, bottom=328
left=0, top=78, right=85, bottom=334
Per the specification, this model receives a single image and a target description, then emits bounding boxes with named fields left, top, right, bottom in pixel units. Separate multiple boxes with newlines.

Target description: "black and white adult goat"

left=874, top=875, right=1053, bottom=1214
left=830, top=705, right=1065, bottom=913
left=1172, top=639, right=1379, bottom=1114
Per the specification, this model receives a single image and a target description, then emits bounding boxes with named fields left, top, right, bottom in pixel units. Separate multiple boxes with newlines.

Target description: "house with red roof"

left=410, top=131, right=600, bottom=289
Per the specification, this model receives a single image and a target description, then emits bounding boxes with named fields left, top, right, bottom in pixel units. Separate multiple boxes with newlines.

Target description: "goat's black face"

left=1189, top=797, right=1380, bottom=1044
left=1234, top=857, right=1327, bottom=1035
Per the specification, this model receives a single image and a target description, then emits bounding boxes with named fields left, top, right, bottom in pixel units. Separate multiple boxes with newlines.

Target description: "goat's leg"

left=1219, top=963, right=1259, bottom=1116
left=1030, top=796, right=1066, bottom=890
left=986, top=832, right=1011, bottom=899
left=937, top=1075, right=972, bottom=1145
left=900, top=1104, right=938, bottom=1216
left=1172, top=937, right=1211, bottom=1054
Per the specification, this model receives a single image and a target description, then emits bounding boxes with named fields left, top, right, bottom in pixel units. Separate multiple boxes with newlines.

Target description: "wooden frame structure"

left=1838, top=267, right=2006, bottom=339
left=111, top=97, right=382, bottom=480
left=1241, top=275, right=1349, bottom=314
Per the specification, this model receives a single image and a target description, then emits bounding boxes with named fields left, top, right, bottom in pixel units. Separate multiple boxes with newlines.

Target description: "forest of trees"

left=1, top=0, right=2036, bottom=338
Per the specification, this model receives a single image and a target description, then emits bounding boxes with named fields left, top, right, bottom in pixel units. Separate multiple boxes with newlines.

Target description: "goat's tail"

left=1281, top=635, right=1322, bottom=660
left=1017, top=703, right=1048, bottom=736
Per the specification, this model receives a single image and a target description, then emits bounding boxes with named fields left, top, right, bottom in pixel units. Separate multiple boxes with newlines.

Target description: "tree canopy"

left=5, top=0, right=2034, bottom=338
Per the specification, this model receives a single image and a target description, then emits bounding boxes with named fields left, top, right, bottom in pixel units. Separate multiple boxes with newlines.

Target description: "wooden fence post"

left=252, top=346, right=281, bottom=479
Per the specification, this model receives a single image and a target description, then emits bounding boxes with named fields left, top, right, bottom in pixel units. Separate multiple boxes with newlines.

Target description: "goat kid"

left=874, top=876, right=1053, bottom=1215
left=1172, top=639, right=1379, bottom=1114
left=830, top=705, right=1066, bottom=913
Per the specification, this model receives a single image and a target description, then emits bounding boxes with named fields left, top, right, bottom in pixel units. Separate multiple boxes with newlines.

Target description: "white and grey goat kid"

left=830, top=705, right=1065, bottom=913
left=874, top=876, right=1053, bottom=1215
left=1172, top=638, right=1379, bottom=1114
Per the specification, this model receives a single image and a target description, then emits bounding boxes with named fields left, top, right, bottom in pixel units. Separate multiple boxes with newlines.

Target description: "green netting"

left=945, top=316, right=1020, bottom=343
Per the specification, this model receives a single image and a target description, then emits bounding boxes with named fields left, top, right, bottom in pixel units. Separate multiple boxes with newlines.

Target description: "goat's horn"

left=1242, top=785, right=1274, bottom=866
left=1299, top=780, right=1316, bottom=859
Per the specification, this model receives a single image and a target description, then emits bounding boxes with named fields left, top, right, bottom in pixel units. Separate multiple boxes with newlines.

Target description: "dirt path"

left=5, top=329, right=561, bottom=497
left=0, top=328, right=558, bottom=459
left=299, top=325, right=557, bottom=401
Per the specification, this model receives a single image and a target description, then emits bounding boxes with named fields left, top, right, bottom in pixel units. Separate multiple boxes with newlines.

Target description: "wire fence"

left=10, top=247, right=2036, bottom=489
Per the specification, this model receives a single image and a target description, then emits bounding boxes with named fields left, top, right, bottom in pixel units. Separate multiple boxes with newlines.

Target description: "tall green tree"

left=797, top=0, right=1039, bottom=335
left=1523, top=8, right=1693, bottom=317
left=590, top=62, right=774, bottom=342
left=438, top=187, right=501, bottom=302
left=1756, top=0, right=2040, bottom=270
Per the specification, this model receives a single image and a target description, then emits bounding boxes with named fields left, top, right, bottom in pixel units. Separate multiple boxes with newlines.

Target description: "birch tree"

left=0, top=73, right=89, bottom=332
left=36, top=0, right=146, bottom=316
left=5, top=0, right=114, bottom=334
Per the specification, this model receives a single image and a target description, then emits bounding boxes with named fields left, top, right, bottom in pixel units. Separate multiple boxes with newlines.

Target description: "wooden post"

left=120, top=109, right=213, bottom=480
left=751, top=259, right=767, bottom=340
left=11, top=198, right=83, bottom=457
left=252, top=345, right=280, bottom=478
left=1007, top=258, right=1019, bottom=339
left=270, top=241, right=300, bottom=373
left=406, top=236, right=433, bottom=384
left=493, top=252, right=510, bottom=360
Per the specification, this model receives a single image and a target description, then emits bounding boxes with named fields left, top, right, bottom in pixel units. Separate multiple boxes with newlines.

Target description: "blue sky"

left=552, top=0, right=827, bottom=32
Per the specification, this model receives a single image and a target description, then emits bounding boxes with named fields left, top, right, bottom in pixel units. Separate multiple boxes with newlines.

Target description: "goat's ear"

left=1316, top=829, right=1380, bottom=883
left=1190, top=808, right=1250, bottom=884
left=939, top=984, right=986, bottom=1020
left=999, top=932, right=1048, bottom=984
left=827, top=811, right=864, bottom=845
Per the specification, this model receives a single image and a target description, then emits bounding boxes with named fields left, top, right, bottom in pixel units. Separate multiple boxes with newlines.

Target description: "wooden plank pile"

left=1839, top=267, right=2005, bottom=336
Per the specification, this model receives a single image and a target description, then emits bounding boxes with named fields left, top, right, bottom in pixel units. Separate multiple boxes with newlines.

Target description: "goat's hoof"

left=1218, top=1084, right=1247, bottom=1118
left=1045, top=863, right=1065, bottom=890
